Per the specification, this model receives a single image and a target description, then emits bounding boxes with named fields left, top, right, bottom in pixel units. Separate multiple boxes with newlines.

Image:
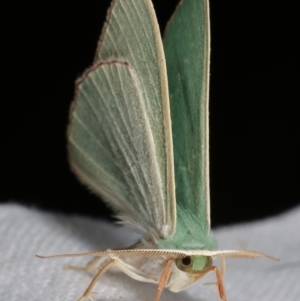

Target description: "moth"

left=38, top=0, right=277, bottom=300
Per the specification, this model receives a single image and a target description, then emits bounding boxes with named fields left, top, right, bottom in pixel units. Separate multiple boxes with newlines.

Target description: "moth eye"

left=182, top=256, right=192, bottom=266
left=176, top=256, right=193, bottom=271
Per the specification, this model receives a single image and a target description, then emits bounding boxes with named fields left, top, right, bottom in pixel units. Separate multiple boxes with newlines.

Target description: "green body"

left=63, top=2, right=274, bottom=297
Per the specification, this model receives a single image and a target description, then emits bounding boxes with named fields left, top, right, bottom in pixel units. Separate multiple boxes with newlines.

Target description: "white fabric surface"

left=0, top=203, right=299, bottom=301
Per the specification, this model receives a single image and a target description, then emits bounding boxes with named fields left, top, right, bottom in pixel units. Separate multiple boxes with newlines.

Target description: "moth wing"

left=68, top=0, right=175, bottom=239
left=163, top=0, right=211, bottom=230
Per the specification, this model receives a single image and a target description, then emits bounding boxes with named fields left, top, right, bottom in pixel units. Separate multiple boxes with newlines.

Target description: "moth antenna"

left=208, top=250, right=279, bottom=261
left=36, top=249, right=279, bottom=261
left=36, top=251, right=103, bottom=259
left=36, top=249, right=187, bottom=260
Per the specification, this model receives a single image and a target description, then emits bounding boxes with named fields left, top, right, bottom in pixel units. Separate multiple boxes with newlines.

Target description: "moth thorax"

left=175, top=255, right=212, bottom=273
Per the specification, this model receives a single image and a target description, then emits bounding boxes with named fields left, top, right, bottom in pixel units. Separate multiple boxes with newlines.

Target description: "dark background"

left=2, top=0, right=299, bottom=228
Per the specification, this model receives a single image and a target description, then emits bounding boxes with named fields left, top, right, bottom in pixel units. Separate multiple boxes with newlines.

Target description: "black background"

left=2, top=0, right=299, bottom=228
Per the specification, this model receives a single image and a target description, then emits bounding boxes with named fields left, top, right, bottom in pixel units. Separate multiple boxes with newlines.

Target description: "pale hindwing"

left=93, top=0, right=176, bottom=237
left=68, top=61, right=173, bottom=238
left=69, top=0, right=175, bottom=238
left=163, top=0, right=211, bottom=230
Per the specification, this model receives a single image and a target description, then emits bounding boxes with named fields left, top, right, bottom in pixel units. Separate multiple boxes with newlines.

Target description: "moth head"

left=175, top=255, right=212, bottom=273
left=168, top=255, right=213, bottom=292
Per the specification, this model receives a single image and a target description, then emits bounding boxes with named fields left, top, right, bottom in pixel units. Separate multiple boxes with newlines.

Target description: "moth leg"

left=154, top=259, right=173, bottom=301
left=65, top=256, right=113, bottom=274
left=204, top=258, right=226, bottom=290
left=209, top=266, right=227, bottom=301
left=193, top=266, right=227, bottom=301
left=77, top=259, right=115, bottom=301
left=220, top=257, right=226, bottom=279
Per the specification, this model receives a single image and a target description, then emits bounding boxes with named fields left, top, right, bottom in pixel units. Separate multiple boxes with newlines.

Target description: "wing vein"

left=114, top=64, right=154, bottom=219
left=118, top=1, right=158, bottom=104
left=89, top=71, right=148, bottom=215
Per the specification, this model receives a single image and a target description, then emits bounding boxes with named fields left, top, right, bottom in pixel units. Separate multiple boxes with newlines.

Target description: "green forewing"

left=164, top=0, right=211, bottom=231
left=68, top=0, right=175, bottom=239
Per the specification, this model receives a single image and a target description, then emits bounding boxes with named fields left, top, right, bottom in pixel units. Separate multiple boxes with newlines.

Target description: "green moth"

left=38, top=0, right=277, bottom=300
